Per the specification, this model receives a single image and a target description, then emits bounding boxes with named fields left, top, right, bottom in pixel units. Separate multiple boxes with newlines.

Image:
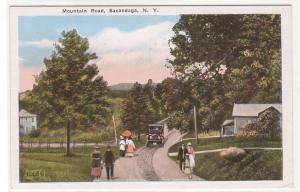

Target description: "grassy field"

left=193, top=150, right=282, bottom=180
left=169, top=136, right=282, bottom=153
left=20, top=97, right=125, bottom=143
left=20, top=137, right=146, bottom=182
left=169, top=135, right=282, bottom=180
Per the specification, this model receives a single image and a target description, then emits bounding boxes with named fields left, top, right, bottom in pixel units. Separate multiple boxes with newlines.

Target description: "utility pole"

left=194, top=105, right=199, bottom=144
left=112, top=115, right=117, bottom=145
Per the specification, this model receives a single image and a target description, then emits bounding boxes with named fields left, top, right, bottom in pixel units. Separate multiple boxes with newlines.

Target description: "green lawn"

left=169, top=136, right=282, bottom=153
left=20, top=137, right=146, bottom=182
left=169, top=135, right=282, bottom=180
left=20, top=152, right=93, bottom=182
left=183, top=130, right=221, bottom=138
left=193, top=150, right=282, bottom=180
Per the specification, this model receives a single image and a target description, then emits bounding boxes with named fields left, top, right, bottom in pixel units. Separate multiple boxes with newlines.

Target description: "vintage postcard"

left=9, top=4, right=293, bottom=191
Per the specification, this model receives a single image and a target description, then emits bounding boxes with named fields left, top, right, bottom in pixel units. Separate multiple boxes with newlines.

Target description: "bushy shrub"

left=236, top=130, right=258, bottom=138
left=29, top=129, right=41, bottom=137
left=257, top=107, right=281, bottom=139
left=236, top=122, right=259, bottom=138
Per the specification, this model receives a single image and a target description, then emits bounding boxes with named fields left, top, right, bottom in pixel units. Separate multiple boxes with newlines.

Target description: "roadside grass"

left=20, top=152, right=93, bottom=182
left=169, top=136, right=282, bottom=153
left=20, top=137, right=145, bottom=182
left=193, top=150, right=282, bottom=180
left=183, top=130, right=220, bottom=139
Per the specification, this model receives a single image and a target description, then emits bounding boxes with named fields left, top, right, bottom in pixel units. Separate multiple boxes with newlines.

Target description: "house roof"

left=232, top=104, right=282, bottom=117
left=19, top=109, right=37, bottom=117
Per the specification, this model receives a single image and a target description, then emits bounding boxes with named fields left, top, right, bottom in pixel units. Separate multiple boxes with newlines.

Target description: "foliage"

left=20, top=30, right=112, bottom=155
left=192, top=150, right=282, bottom=180
left=29, top=129, right=41, bottom=138
left=167, top=14, right=282, bottom=132
left=167, top=111, right=192, bottom=133
left=121, top=81, right=160, bottom=141
left=257, top=107, right=281, bottom=138
left=236, top=122, right=259, bottom=138
left=155, top=78, right=193, bottom=115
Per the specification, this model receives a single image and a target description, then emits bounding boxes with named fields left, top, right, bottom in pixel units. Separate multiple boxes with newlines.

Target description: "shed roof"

left=19, top=109, right=37, bottom=117
left=222, top=119, right=234, bottom=126
left=232, top=104, right=282, bottom=117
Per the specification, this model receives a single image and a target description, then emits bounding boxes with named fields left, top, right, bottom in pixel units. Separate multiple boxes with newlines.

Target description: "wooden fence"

left=19, top=140, right=116, bottom=153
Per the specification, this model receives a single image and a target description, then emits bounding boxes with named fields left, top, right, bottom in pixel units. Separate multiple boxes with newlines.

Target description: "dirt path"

left=95, top=128, right=203, bottom=181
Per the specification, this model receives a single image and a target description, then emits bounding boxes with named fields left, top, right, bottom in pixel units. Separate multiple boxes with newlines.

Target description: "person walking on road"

left=187, top=142, right=196, bottom=179
left=119, top=136, right=126, bottom=157
left=125, top=137, right=135, bottom=157
left=177, top=143, right=188, bottom=172
left=103, top=145, right=115, bottom=180
left=90, top=145, right=103, bottom=180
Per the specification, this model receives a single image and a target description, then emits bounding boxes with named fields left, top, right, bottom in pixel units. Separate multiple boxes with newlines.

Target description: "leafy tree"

left=168, top=15, right=281, bottom=132
left=121, top=82, right=150, bottom=141
left=167, top=111, right=192, bottom=133
left=21, top=30, right=111, bottom=155
left=143, top=79, right=161, bottom=122
left=155, top=78, right=193, bottom=115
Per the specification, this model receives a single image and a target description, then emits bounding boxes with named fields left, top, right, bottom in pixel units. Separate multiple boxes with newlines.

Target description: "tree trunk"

left=66, top=119, right=71, bottom=156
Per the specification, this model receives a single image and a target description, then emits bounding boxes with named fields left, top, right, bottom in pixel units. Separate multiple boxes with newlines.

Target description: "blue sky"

left=19, top=15, right=179, bottom=91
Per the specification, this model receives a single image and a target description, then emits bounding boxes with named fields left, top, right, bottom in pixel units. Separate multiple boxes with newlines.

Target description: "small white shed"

left=19, top=109, right=37, bottom=135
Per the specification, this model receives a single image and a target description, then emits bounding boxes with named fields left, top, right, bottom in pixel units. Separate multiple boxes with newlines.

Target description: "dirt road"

left=95, top=128, right=202, bottom=181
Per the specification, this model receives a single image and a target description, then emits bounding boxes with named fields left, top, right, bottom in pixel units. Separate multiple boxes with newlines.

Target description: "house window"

left=32, top=117, right=34, bottom=122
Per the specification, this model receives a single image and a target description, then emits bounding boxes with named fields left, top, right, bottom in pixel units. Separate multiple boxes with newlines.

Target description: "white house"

left=232, top=103, right=282, bottom=134
left=222, top=104, right=282, bottom=136
left=19, top=109, right=37, bottom=135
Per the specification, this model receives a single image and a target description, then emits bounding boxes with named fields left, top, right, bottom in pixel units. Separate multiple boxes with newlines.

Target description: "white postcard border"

left=9, top=5, right=293, bottom=192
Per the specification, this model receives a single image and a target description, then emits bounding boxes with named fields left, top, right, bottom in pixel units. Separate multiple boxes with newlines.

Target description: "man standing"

left=103, top=145, right=115, bottom=180
left=119, top=136, right=126, bottom=157
left=177, top=143, right=188, bottom=172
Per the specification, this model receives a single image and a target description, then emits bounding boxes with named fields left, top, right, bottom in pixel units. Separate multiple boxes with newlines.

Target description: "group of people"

left=90, top=135, right=136, bottom=181
left=90, top=145, right=115, bottom=180
left=177, top=142, right=196, bottom=177
left=119, top=135, right=136, bottom=157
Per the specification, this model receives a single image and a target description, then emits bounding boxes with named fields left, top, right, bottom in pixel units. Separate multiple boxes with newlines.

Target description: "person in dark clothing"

left=177, top=143, right=188, bottom=172
left=103, top=145, right=115, bottom=180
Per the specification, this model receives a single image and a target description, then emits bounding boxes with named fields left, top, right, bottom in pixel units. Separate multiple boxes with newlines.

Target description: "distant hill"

left=109, top=82, right=158, bottom=91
